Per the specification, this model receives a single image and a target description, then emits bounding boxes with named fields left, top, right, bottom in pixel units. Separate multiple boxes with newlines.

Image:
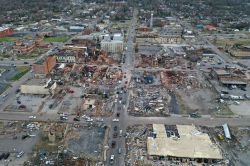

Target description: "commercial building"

left=56, top=51, right=76, bottom=63
left=211, top=68, right=247, bottom=87
left=136, top=34, right=181, bottom=44
left=147, top=124, right=223, bottom=162
left=136, top=25, right=182, bottom=44
left=101, top=33, right=124, bottom=53
left=0, top=27, right=14, bottom=37
left=69, top=25, right=85, bottom=33
left=20, top=78, right=57, bottom=95
left=33, top=55, right=56, bottom=77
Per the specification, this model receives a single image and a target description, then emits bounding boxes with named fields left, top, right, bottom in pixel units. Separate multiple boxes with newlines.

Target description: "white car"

left=112, top=119, right=119, bottom=122
left=110, top=154, right=115, bottom=164
left=86, top=118, right=94, bottom=122
left=96, top=118, right=104, bottom=122
left=28, top=116, right=36, bottom=119
left=59, top=113, right=68, bottom=117
left=17, top=151, right=24, bottom=158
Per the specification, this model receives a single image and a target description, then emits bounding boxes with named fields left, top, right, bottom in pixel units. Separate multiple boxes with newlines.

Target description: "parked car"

left=113, top=126, right=117, bottom=131
left=112, top=119, right=119, bottom=122
left=17, top=151, right=24, bottom=158
left=113, top=133, right=118, bottom=138
left=60, top=116, right=68, bottom=121
left=49, top=104, right=53, bottom=109
left=241, top=87, right=246, bottom=91
left=22, top=135, right=29, bottom=140
left=3, top=153, right=10, bottom=159
left=116, top=113, right=120, bottom=117
left=118, top=148, right=122, bottom=154
left=16, top=89, right=21, bottom=93
left=19, top=105, right=26, bottom=109
left=189, top=113, right=201, bottom=118
left=110, top=154, right=115, bottom=165
left=0, top=153, right=4, bottom=160
left=244, top=94, right=250, bottom=99
left=221, top=90, right=229, bottom=94
left=111, top=141, right=116, bottom=148
left=119, top=130, right=123, bottom=137
left=73, top=117, right=80, bottom=121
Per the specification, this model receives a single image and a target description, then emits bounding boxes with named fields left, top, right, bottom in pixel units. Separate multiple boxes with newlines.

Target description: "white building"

left=101, top=33, right=124, bottom=53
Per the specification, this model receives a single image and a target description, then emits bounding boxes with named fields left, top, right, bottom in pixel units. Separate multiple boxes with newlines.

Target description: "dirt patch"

left=176, top=88, right=217, bottom=114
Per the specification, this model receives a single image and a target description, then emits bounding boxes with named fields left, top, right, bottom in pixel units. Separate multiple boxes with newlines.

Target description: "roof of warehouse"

left=147, top=124, right=223, bottom=159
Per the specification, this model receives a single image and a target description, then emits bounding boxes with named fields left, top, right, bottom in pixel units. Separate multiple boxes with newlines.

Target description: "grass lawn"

left=17, top=48, right=48, bottom=60
left=9, top=66, right=30, bottom=81
left=44, top=36, right=69, bottom=43
left=0, top=37, right=18, bottom=42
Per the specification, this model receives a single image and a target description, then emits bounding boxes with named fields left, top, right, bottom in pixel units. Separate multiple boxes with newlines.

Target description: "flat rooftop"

left=214, top=69, right=230, bottom=75
left=23, top=78, right=55, bottom=88
left=25, top=78, right=47, bottom=86
left=219, top=76, right=247, bottom=85
left=147, top=124, right=223, bottom=159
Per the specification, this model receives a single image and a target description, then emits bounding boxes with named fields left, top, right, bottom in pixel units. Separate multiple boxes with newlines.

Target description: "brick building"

left=33, top=55, right=56, bottom=77
left=0, top=27, right=14, bottom=38
left=14, top=40, right=36, bottom=53
left=14, top=35, right=44, bottom=53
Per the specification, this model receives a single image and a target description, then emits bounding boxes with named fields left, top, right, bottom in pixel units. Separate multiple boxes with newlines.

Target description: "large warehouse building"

left=147, top=124, right=223, bottom=162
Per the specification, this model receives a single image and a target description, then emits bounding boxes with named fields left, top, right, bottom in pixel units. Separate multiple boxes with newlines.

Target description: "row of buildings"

left=21, top=27, right=125, bottom=95
left=136, top=24, right=183, bottom=44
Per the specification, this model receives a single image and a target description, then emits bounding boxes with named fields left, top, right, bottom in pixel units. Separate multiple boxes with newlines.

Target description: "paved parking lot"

left=0, top=121, right=40, bottom=165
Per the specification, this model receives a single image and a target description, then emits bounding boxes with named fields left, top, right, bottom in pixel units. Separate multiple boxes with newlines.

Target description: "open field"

left=17, top=48, right=47, bottom=60
left=0, top=36, right=18, bottom=42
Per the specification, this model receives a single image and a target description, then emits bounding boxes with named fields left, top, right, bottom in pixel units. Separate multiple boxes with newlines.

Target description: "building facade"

left=56, top=55, right=76, bottom=63
left=101, top=40, right=123, bottom=53
left=33, top=56, right=56, bottom=77
left=136, top=35, right=182, bottom=44
left=100, top=33, right=124, bottom=53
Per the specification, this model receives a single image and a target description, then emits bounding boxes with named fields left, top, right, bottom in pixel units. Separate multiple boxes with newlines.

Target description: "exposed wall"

left=33, top=56, right=56, bottom=75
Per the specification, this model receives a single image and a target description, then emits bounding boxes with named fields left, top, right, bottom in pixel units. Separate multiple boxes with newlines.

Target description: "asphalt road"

left=106, top=9, right=138, bottom=166
left=0, top=59, right=34, bottom=66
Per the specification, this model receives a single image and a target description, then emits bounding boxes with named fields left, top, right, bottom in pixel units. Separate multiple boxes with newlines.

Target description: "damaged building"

left=211, top=68, right=248, bottom=88
left=147, top=124, right=223, bottom=164
left=20, top=78, right=57, bottom=95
